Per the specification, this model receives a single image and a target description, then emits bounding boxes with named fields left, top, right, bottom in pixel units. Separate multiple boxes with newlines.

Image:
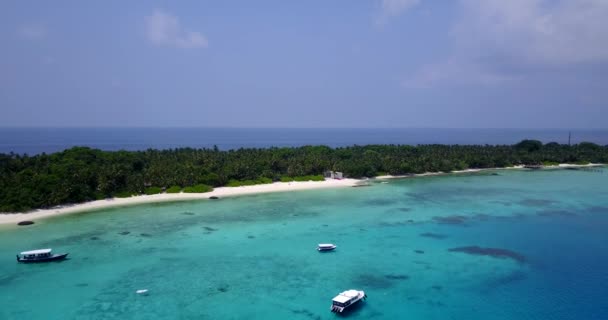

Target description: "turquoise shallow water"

left=1, top=168, right=607, bottom=319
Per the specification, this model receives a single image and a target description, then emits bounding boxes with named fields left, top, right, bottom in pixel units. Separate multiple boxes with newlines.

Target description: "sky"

left=0, top=0, right=607, bottom=128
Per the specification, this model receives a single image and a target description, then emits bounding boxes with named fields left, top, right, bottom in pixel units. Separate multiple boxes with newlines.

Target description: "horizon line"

left=0, top=126, right=605, bottom=131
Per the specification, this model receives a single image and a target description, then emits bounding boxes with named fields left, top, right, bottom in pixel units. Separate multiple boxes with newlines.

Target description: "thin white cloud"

left=381, top=0, right=420, bottom=16
left=18, top=24, right=46, bottom=39
left=376, top=0, right=421, bottom=24
left=403, top=0, right=608, bottom=88
left=401, top=59, right=513, bottom=89
left=145, top=9, right=208, bottom=49
left=455, top=0, right=608, bottom=66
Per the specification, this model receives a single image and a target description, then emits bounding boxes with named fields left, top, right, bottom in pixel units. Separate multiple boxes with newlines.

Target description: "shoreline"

left=0, top=179, right=361, bottom=226
left=374, top=163, right=604, bottom=179
left=0, top=163, right=604, bottom=226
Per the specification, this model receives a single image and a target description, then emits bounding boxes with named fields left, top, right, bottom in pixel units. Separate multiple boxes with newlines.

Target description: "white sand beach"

left=0, top=163, right=603, bottom=226
left=374, top=163, right=604, bottom=180
left=374, top=166, right=524, bottom=180
left=0, top=178, right=360, bottom=226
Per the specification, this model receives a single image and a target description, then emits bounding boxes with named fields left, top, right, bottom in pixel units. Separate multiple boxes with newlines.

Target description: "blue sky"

left=1, top=0, right=606, bottom=128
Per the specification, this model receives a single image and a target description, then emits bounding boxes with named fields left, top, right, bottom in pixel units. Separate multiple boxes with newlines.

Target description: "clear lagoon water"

left=1, top=127, right=608, bottom=155
left=1, top=167, right=607, bottom=319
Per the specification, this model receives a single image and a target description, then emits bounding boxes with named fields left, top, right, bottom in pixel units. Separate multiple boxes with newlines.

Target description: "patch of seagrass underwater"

left=41, top=230, right=105, bottom=246
left=290, top=308, right=321, bottom=320
left=377, top=220, right=416, bottom=228
left=384, top=274, right=410, bottom=280
left=361, top=197, right=400, bottom=206
left=448, top=246, right=527, bottom=263
left=585, top=206, right=608, bottom=214
left=479, top=270, right=528, bottom=294
left=405, top=185, right=520, bottom=205
left=350, top=273, right=406, bottom=289
left=432, top=215, right=468, bottom=225
left=0, top=273, right=21, bottom=288
left=419, top=232, right=449, bottom=239
left=518, top=198, right=558, bottom=207
left=536, top=209, right=576, bottom=217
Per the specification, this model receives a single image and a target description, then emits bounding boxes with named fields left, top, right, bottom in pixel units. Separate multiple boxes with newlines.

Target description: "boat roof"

left=318, top=243, right=335, bottom=247
left=20, top=249, right=52, bottom=255
left=332, top=290, right=360, bottom=303
left=332, top=295, right=352, bottom=303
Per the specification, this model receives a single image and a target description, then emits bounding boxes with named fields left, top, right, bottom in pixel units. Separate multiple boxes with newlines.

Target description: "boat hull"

left=317, top=244, right=337, bottom=251
left=17, top=253, right=68, bottom=263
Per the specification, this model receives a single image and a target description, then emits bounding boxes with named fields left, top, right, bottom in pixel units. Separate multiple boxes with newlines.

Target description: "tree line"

left=0, top=140, right=606, bottom=212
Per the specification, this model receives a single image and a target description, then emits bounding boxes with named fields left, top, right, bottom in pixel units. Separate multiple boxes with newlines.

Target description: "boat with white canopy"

left=330, top=289, right=367, bottom=313
left=16, top=249, right=68, bottom=263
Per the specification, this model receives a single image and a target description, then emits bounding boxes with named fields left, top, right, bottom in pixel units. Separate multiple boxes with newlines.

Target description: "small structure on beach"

left=325, top=171, right=343, bottom=180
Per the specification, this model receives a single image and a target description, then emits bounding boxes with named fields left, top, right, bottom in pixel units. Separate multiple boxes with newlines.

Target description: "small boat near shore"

left=330, top=289, right=367, bottom=313
left=317, top=243, right=337, bottom=251
left=16, top=249, right=68, bottom=263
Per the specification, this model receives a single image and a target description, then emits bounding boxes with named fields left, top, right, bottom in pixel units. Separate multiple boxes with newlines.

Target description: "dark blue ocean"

left=0, top=128, right=607, bottom=155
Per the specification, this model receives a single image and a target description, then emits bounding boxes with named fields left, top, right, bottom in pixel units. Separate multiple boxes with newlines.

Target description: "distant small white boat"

left=136, top=289, right=148, bottom=294
left=317, top=243, right=337, bottom=251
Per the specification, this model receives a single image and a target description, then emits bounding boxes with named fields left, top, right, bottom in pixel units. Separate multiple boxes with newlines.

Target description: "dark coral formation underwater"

left=448, top=246, right=526, bottom=263
left=420, top=232, right=448, bottom=239
left=433, top=215, right=468, bottom=225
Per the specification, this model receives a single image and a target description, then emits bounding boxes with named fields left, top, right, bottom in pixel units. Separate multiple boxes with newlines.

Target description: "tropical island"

left=0, top=139, right=606, bottom=216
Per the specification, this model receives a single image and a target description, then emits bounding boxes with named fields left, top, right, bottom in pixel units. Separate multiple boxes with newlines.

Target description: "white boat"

left=16, top=248, right=68, bottom=263
left=330, top=289, right=367, bottom=313
left=317, top=243, right=337, bottom=251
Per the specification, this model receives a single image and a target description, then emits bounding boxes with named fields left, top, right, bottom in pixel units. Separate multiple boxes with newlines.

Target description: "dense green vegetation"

left=144, top=187, right=163, bottom=195
left=115, top=191, right=135, bottom=198
left=226, top=177, right=273, bottom=187
left=165, top=186, right=182, bottom=194
left=182, top=184, right=213, bottom=193
left=280, top=175, right=325, bottom=182
left=541, top=161, right=560, bottom=166
left=0, top=140, right=606, bottom=212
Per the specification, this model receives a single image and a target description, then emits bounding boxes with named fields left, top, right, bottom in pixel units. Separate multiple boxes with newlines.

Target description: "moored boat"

left=317, top=243, right=337, bottom=251
left=330, top=289, right=367, bottom=313
left=16, top=249, right=68, bottom=263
